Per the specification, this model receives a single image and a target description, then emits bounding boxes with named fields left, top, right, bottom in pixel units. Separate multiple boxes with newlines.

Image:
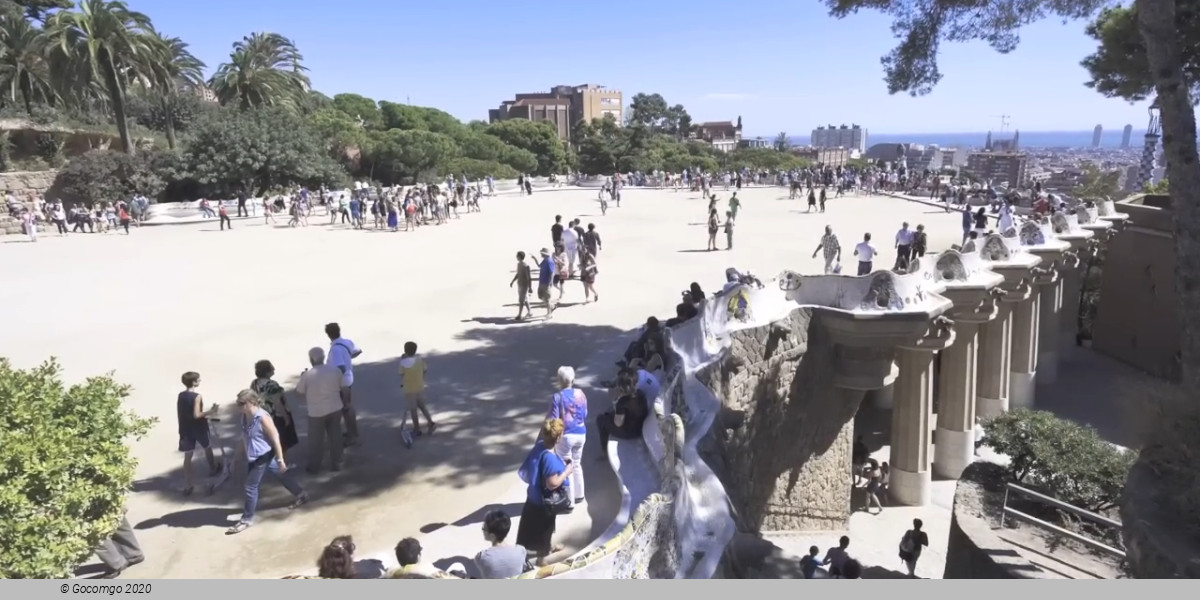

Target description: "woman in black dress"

left=249, top=360, right=299, bottom=453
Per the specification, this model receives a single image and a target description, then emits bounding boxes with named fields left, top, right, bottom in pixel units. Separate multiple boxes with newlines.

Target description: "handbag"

left=542, top=482, right=572, bottom=516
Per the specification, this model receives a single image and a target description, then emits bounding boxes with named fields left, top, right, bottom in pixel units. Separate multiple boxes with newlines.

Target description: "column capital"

left=1001, top=278, right=1034, bottom=303
left=1031, top=266, right=1059, bottom=286
left=1059, top=248, right=1081, bottom=271
left=898, top=316, right=956, bottom=352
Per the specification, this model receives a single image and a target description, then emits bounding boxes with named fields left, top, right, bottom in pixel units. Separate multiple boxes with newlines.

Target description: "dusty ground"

left=0, top=185, right=970, bottom=578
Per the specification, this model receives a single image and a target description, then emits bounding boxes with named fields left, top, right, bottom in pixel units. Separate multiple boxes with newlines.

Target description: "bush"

left=440, top=157, right=518, bottom=181
left=983, top=408, right=1134, bottom=512
left=47, top=149, right=188, bottom=206
left=0, top=358, right=153, bottom=578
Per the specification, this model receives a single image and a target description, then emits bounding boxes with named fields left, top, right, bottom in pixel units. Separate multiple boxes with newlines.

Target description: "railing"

left=998, top=482, right=1126, bottom=560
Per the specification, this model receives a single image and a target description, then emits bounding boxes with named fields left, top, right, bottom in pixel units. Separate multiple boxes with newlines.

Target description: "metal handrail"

left=999, top=482, right=1125, bottom=560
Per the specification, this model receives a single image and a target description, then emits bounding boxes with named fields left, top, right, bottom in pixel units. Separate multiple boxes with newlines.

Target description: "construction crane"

left=992, top=115, right=1012, bottom=133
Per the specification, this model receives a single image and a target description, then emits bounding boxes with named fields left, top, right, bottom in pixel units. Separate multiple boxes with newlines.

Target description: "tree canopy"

left=1081, top=3, right=1200, bottom=103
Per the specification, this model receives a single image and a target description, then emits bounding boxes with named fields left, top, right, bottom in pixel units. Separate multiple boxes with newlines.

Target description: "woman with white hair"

left=546, top=366, right=587, bottom=508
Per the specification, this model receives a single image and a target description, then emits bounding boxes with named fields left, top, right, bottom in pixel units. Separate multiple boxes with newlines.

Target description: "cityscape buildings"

left=1121, top=124, right=1133, bottom=149
left=810, top=124, right=867, bottom=153
left=694, top=119, right=743, bottom=153
left=488, top=84, right=623, bottom=142
left=1092, top=124, right=1104, bottom=148
left=965, top=152, right=1029, bottom=187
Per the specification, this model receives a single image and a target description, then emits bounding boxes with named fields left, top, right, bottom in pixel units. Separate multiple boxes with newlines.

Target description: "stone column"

left=890, top=319, right=955, bottom=507
left=1010, top=271, right=1046, bottom=409
left=1058, top=250, right=1084, bottom=343
left=977, top=298, right=1016, bottom=420
left=1036, top=264, right=1063, bottom=386
left=934, top=320, right=979, bottom=479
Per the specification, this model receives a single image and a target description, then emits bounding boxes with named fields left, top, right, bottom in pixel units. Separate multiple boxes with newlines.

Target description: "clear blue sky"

left=129, top=0, right=1151, bottom=135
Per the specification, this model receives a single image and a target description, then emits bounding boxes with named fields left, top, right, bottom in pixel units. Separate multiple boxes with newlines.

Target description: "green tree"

left=1075, top=162, right=1122, bottom=200
left=208, top=32, right=309, bottom=111
left=366, top=128, right=459, bottom=184
left=185, top=107, right=346, bottom=196
left=2, top=0, right=71, bottom=21
left=142, top=33, right=205, bottom=150
left=453, top=129, right=537, bottom=174
left=0, top=357, right=154, bottom=579
left=1144, top=178, right=1170, bottom=194
left=983, top=409, right=1134, bottom=512
left=45, top=0, right=160, bottom=154
left=1081, top=4, right=1200, bottom=103
left=46, top=148, right=185, bottom=204
left=628, top=92, right=668, bottom=129
left=0, top=16, right=59, bottom=115
left=774, top=131, right=789, bottom=152
left=330, top=93, right=381, bottom=130
left=484, top=119, right=568, bottom=175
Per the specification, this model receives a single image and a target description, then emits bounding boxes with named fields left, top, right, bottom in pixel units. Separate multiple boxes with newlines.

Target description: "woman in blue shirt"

left=516, top=418, right=574, bottom=566
left=227, top=389, right=308, bottom=534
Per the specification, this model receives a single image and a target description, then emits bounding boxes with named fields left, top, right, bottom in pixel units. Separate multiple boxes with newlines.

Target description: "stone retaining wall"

left=1, top=170, right=57, bottom=197
left=943, top=462, right=1049, bottom=579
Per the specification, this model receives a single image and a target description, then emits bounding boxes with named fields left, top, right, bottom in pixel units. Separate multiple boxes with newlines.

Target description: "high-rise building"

left=1121, top=124, right=1133, bottom=149
left=1092, top=124, right=1104, bottom=148
left=810, top=124, right=867, bottom=153
left=965, top=152, right=1028, bottom=187
left=488, top=84, right=623, bottom=142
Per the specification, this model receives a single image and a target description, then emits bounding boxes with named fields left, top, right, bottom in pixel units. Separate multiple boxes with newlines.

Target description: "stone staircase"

left=0, top=214, right=23, bottom=236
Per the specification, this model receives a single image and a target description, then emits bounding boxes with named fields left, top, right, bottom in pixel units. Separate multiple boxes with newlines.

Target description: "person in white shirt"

left=894, top=222, right=914, bottom=271
left=853, top=233, right=877, bottom=276
left=325, top=322, right=362, bottom=446
left=561, top=224, right=580, bottom=277
left=297, top=347, right=346, bottom=473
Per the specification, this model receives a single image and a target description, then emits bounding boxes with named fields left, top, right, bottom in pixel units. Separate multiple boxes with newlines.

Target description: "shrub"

left=440, top=157, right=518, bottom=181
left=46, top=149, right=187, bottom=206
left=983, top=408, right=1134, bottom=512
left=0, top=358, right=154, bottom=578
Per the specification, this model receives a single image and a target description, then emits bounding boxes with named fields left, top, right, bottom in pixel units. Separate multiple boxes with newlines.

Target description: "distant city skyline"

left=765, top=130, right=1157, bottom=150
left=128, top=0, right=1153, bottom=132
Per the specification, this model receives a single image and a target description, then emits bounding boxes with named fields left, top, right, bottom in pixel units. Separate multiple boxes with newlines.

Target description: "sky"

left=126, top=0, right=1152, bottom=136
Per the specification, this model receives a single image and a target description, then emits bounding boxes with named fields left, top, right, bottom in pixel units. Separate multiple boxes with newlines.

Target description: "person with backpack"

left=899, top=518, right=930, bottom=577
left=546, top=366, right=587, bottom=509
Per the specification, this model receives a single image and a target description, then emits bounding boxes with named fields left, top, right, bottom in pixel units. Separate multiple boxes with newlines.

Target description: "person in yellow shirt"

left=399, top=341, right=437, bottom=436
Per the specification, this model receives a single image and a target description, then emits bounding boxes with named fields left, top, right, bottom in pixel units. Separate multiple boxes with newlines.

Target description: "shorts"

left=518, top=288, right=531, bottom=304
left=179, top=429, right=211, bottom=453
left=404, top=390, right=428, bottom=411
left=537, top=285, right=551, bottom=301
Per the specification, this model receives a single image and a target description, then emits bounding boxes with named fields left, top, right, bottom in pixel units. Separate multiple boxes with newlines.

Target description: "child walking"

left=510, top=251, right=533, bottom=321
left=399, top=342, right=437, bottom=437
left=177, top=371, right=220, bottom=496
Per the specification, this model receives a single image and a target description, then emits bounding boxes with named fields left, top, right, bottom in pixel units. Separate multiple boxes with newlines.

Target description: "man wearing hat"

left=536, top=248, right=557, bottom=319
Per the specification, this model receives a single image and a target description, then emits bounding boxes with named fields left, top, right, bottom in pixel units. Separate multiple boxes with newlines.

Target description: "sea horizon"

left=751, top=130, right=1157, bottom=149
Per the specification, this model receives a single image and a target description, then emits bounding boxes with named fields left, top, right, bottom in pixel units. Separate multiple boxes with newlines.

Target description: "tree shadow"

left=129, top=322, right=633, bottom=525
left=862, top=564, right=912, bottom=579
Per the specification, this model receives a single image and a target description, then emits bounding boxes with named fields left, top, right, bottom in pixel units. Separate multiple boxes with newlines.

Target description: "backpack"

left=899, top=530, right=915, bottom=554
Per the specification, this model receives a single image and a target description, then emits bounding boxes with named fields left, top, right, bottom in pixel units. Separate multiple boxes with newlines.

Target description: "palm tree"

left=0, top=16, right=58, bottom=115
left=144, top=33, right=204, bottom=149
left=46, top=0, right=159, bottom=154
left=208, top=32, right=309, bottom=111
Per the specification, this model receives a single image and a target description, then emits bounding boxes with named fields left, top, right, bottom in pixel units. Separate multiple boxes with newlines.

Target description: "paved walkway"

left=1, top=185, right=971, bottom=578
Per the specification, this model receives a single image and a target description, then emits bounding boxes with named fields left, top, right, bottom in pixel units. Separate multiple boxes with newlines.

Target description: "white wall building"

left=810, top=124, right=867, bottom=153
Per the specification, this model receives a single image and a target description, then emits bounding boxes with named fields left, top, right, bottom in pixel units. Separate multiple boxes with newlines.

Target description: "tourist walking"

left=706, top=208, right=720, bottom=251
left=822, top=536, right=851, bottom=578
left=894, top=222, right=914, bottom=271
left=812, top=225, right=842, bottom=274
left=219, top=203, right=232, bottom=230
left=864, top=459, right=884, bottom=513
left=19, top=209, right=36, bottom=242
left=535, top=248, right=557, bottom=320
left=227, top=389, right=308, bottom=535
left=399, top=341, right=437, bottom=436
left=912, top=224, right=928, bottom=260
left=511, top=250, right=533, bottom=321
left=898, top=518, right=930, bottom=577
left=961, top=206, right=973, bottom=246
left=177, top=371, right=220, bottom=496
left=94, top=511, right=144, bottom=578
left=854, top=233, right=877, bottom=276
left=561, top=221, right=580, bottom=276
left=325, top=323, right=362, bottom=446
left=583, top=223, right=602, bottom=257
left=296, top=347, right=346, bottom=473
left=547, top=366, right=587, bottom=507
left=516, top=418, right=574, bottom=566
left=580, top=249, right=599, bottom=303
left=249, top=360, right=300, bottom=452
left=724, top=211, right=735, bottom=250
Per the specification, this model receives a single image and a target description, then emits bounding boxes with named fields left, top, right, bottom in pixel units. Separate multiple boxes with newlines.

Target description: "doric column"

left=1010, top=269, right=1048, bottom=409
left=1036, top=262, right=1063, bottom=385
left=890, top=319, right=955, bottom=506
left=934, top=288, right=1001, bottom=480
left=977, top=287, right=1025, bottom=419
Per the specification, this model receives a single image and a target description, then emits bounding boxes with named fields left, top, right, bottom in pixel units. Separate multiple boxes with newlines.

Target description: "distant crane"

left=992, top=114, right=1012, bottom=134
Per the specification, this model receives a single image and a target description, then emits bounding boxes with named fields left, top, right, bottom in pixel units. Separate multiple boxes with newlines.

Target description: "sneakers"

left=400, top=428, right=414, bottom=449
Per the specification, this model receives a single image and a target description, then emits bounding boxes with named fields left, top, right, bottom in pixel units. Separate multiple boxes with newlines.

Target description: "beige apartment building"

left=488, top=84, right=623, bottom=142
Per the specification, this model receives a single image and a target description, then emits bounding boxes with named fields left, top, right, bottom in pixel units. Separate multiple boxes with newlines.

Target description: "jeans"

left=556, top=432, right=586, bottom=503
left=241, top=454, right=303, bottom=524
left=220, top=214, right=232, bottom=230
left=307, top=412, right=344, bottom=470
left=857, top=261, right=873, bottom=276
left=341, top=387, right=358, bottom=441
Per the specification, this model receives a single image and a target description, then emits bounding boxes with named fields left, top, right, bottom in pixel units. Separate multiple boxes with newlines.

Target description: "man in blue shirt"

left=536, top=248, right=557, bottom=319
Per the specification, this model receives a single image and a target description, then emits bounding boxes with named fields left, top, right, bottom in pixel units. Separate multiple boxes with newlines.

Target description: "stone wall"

left=693, top=308, right=853, bottom=532
left=1, top=170, right=57, bottom=197
left=944, top=462, right=1050, bottom=579
left=1120, top=454, right=1200, bottom=578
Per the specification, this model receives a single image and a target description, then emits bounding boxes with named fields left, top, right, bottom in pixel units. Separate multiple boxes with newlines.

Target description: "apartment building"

left=694, top=120, right=742, bottom=153
left=810, top=124, right=867, bottom=153
left=793, top=146, right=849, bottom=167
left=488, top=84, right=623, bottom=142
left=965, top=152, right=1029, bottom=187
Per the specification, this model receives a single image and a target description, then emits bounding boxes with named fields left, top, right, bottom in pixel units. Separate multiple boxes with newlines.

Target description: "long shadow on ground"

left=131, top=322, right=632, bottom=527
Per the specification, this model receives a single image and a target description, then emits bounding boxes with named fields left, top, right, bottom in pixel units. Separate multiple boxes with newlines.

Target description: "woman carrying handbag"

left=516, top=418, right=575, bottom=566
